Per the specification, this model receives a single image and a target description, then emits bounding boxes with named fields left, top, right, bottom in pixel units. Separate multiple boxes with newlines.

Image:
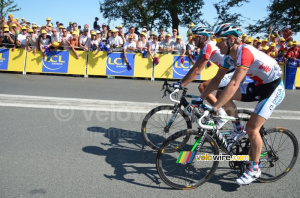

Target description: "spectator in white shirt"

left=109, top=29, right=123, bottom=51
left=125, top=26, right=138, bottom=42
left=118, top=25, right=126, bottom=44
left=137, top=32, right=147, bottom=52
left=38, top=30, right=51, bottom=55
left=51, top=28, right=61, bottom=43
left=173, top=35, right=186, bottom=56
left=60, top=28, right=72, bottom=50
left=79, top=28, right=90, bottom=51
left=123, top=34, right=136, bottom=63
left=16, top=26, right=29, bottom=49
left=89, top=31, right=99, bottom=51
left=159, top=33, right=174, bottom=54
left=170, top=29, right=178, bottom=42
left=148, top=34, right=159, bottom=60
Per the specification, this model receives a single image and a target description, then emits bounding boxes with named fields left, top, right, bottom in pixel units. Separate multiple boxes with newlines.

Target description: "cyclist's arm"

left=213, top=67, right=247, bottom=110
left=200, top=69, right=227, bottom=100
left=181, top=57, right=208, bottom=87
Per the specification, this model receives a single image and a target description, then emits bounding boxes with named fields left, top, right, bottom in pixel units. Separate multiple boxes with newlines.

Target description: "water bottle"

left=206, top=60, right=211, bottom=67
left=127, top=62, right=132, bottom=71
left=153, top=57, right=159, bottom=65
left=180, top=56, right=184, bottom=64
left=142, top=50, right=147, bottom=58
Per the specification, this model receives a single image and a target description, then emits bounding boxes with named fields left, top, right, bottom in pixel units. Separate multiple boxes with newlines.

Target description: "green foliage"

left=0, top=0, right=21, bottom=19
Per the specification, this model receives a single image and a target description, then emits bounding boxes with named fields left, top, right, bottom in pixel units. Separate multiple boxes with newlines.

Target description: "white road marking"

left=1, top=94, right=300, bottom=120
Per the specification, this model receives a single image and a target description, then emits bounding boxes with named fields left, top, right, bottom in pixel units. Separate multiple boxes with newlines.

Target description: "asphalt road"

left=1, top=73, right=300, bottom=198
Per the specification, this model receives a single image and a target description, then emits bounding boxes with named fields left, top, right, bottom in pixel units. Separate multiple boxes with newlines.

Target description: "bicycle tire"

left=257, top=127, right=299, bottom=183
left=141, top=105, right=192, bottom=151
left=156, top=130, right=219, bottom=189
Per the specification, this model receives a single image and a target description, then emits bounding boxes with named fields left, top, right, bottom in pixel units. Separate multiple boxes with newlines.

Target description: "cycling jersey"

left=198, top=40, right=223, bottom=67
left=236, top=44, right=282, bottom=85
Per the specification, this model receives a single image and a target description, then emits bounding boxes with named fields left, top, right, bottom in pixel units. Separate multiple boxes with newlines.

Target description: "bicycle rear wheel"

left=156, top=130, right=219, bottom=189
left=142, top=105, right=192, bottom=151
left=258, top=127, right=299, bottom=182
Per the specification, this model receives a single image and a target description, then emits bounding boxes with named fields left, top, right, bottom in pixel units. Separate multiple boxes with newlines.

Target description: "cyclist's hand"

left=173, top=82, right=182, bottom=89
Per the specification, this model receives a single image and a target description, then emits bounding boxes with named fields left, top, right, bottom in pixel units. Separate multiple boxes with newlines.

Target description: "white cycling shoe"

left=236, top=168, right=261, bottom=185
left=215, top=108, right=228, bottom=129
left=231, top=130, right=247, bottom=142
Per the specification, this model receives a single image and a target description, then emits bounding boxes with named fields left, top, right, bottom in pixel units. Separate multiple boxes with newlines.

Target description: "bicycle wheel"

left=142, top=105, right=192, bottom=151
left=156, top=130, right=219, bottom=189
left=257, top=127, right=299, bottom=183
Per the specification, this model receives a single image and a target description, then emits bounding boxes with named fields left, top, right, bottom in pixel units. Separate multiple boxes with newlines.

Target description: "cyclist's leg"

left=198, top=79, right=217, bottom=105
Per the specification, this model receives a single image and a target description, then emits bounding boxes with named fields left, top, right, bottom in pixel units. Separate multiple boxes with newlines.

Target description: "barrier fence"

left=0, top=48, right=299, bottom=88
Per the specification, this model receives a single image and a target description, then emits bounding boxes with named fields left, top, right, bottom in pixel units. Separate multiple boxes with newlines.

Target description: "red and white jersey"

left=200, top=40, right=223, bottom=67
left=237, top=44, right=282, bottom=85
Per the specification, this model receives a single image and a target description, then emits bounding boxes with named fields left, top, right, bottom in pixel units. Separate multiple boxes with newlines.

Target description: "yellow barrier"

left=295, top=68, right=300, bottom=88
left=26, top=50, right=87, bottom=75
left=0, top=48, right=25, bottom=72
left=87, top=51, right=107, bottom=76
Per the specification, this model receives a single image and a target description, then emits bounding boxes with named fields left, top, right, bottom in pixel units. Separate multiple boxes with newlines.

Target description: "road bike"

left=141, top=80, right=251, bottom=151
left=156, top=92, right=299, bottom=189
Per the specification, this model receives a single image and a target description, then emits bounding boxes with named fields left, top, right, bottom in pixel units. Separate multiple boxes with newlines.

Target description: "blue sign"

left=172, top=56, right=200, bottom=79
left=42, top=51, right=69, bottom=73
left=0, top=49, right=10, bottom=70
left=106, top=53, right=135, bottom=76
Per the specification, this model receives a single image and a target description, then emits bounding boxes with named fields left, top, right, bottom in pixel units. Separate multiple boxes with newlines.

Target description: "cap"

left=262, top=38, right=268, bottom=42
left=8, top=14, right=13, bottom=17
left=52, top=41, right=60, bottom=48
left=102, top=23, right=107, bottom=26
left=242, top=34, right=247, bottom=37
left=118, top=25, right=123, bottom=29
left=165, top=33, right=170, bottom=37
left=150, top=31, right=155, bottom=35
left=270, top=42, right=276, bottom=47
left=21, top=17, right=25, bottom=20
left=91, top=31, right=96, bottom=35
left=3, top=24, right=9, bottom=28
left=288, top=41, right=293, bottom=46
left=271, top=34, right=276, bottom=38
left=211, top=39, right=216, bottom=42
left=12, top=24, right=17, bottom=27
left=253, top=38, right=258, bottom=41
left=28, top=29, right=33, bottom=33
left=72, top=31, right=77, bottom=35
left=59, top=25, right=64, bottom=29
left=128, top=34, right=134, bottom=39
left=176, top=35, right=182, bottom=39
left=47, top=24, right=52, bottom=27
left=257, top=39, right=262, bottom=43
left=96, top=30, right=101, bottom=34
left=262, top=46, right=269, bottom=50
left=46, top=17, right=51, bottom=21
left=21, top=26, right=27, bottom=30
left=41, top=30, right=47, bottom=34
left=15, top=18, right=18, bottom=21
left=111, top=29, right=117, bottom=33
left=280, top=38, right=285, bottom=42
left=69, top=22, right=72, bottom=25
left=140, top=32, right=147, bottom=37
left=3, top=28, right=9, bottom=32
left=142, top=28, right=147, bottom=32
left=293, top=40, right=299, bottom=45
left=32, top=24, right=37, bottom=28
left=189, top=22, right=195, bottom=27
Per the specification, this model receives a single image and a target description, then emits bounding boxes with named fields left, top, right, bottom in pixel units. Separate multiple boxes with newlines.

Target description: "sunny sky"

left=8, top=0, right=300, bottom=41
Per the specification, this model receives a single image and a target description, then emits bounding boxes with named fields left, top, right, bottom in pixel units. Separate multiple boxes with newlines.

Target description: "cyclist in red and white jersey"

left=200, top=23, right=285, bottom=185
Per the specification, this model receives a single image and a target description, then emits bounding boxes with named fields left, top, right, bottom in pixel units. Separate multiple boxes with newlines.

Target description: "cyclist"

left=200, top=23, right=285, bottom=185
left=176, top=25, right=244, bottom=133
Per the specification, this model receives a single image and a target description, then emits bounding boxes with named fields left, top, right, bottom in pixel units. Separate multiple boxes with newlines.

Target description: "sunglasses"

left=172, top=31, right=177, bottom=32
left=63, top=31, right=67, bottom=32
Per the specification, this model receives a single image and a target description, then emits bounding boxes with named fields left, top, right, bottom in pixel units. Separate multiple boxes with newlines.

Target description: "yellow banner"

left=133, top=53, right=152, bottom=78
left=0, top=48, right=25, bottom=72
left=86, top=51, right=107, bottom=76
left=295, top=68, right=300, bottom=88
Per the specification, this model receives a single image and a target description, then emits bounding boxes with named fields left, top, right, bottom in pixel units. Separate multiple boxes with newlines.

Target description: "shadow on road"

left=82, top=126, right=241, bottom=191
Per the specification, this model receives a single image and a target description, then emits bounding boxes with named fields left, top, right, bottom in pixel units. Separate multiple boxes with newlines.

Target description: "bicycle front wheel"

left=141, top=105, right=192, bottom=151
left=258, top=127, right=299, bottom=183
left=156, top=130, right=219, bottom=190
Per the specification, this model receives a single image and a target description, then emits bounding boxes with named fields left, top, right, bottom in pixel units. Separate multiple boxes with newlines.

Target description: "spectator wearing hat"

left=253, top=37, right=258, bottom=46
left=173, top=35, right=186, bottom=56
left=241, top=34, right=247, bottom=44
left=170, top=29, right=178, bottom=42
left=67, top=22, right=73, bottom=32
left=46, top=24, right=53, bottom=36
left=96, top=30, right=101, bottom=43
left=58, top=25, right=64, bottom=38
left=287, top=41, right=293, bottom=49
left=79, top=28, right=90, bottom=51
left=32, top=24, right=39, bottom=35
left=55, top=21, right=60, bottom=31
left=137, top=32, right=148, bottom=52
left=254, top=39, right=262, bottom=50
left=72, top=22, right=80, bottom=36
left=187, top=22, right=195, bottom=37
left=147, top=34, right=159, bottom=60
left=267, top=42, right=278, bottom=58
left=27, top=29, right=38, bottom=55
left=38, top=30, right=51, bottom=54
left=7, top=14, right=21, bottom=34
left=101, top=23, right=108, bottom=41
left=126, top=26, right=138, bottom=42
left=186, top=34, right=196, bottom=64
left=89, top=31, right=99, bottom=51
left=123, top=34, right=136, bottom=63
left=0, top=28, right=15, bottom=47
left=60, top=28, right=72, bottom=50
left=93, top=17, right=99, bottom=31
left=117, top=25, right=126, bottom=43
left=46, top=17, right=53, bottom=27
left=148, top=31, right=155, bottom=43
left=109, top=29, right=123, bottom=51
left=21, top=17, right=26, bottom=26
left=245, top=37, right=253, bottom=45
left=51, top=27, right=61, bottom=43
left=286, top=40, right=300, bottom=61
left=16, top=26, right=29, bottom=49
left=141, top=27, right=148, bottom=40
left=159, top=33, right=174, bottom=54
left=277, top=38, right=287, bottom=55
left=70, top=32, right=79, bottom=59
left=261, top=38, right=268, bottom=49
left=282, top=25, right=293, bottom=42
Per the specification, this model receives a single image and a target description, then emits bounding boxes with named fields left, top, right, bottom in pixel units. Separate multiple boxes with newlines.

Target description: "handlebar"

left=169, top=89, right=180, bottom=103
left=197, top=110, right=215, bottom=130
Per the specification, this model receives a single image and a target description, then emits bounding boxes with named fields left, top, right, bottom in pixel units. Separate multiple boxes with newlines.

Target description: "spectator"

left=147, top=34, right=159, bottom=60
left=70, top=32, right=79, bottom=59
left=261, top=38, right=268, bottom=48
left=185, top=32, right=193, bottom=45
left=108, top=29, right=123, bottom=51
left=141, top=27, right=148, bottom=40
left=282, top=25, right=293, bottom=41
left=255, top=39, right=262, bottom=50
left=245, top=37, right=253, bottom=45
left=241, top=34, right=247, bottom=44
left=38, top=30, right=51, bottom=55
left=60, top=28, right=72, bottom=50
left=55, top=21, right=60, bottom=31
left=72, top=22, right=80, bottom=36
left=253, top=37, right=258, bottom=46
left=101, top=23, right=108, bottom=41
left=7, top=14, right=21, bottom=33
left=158, top=29, right=165, bottom=40
left=278, top=38, right=287, bottom=54
left=26, top=28, right=38, bottom=55
left=0, top=28, right=15, bottom=47
left=46, top=17, right=53, bottom=26
left=67, top=22, right=72, bottom=32
left=16, top=26, right=29, bottom=49
left=96, top=30, right=101, bottom=43
left=286, top=40, right=300, bottom=61
left=158, top=35, right=163, bottom=43
left=267, top=42, right=278, bottom=58
left=21, top=17, right=26, bottom=26
left=137, top=32, right=147, bottom=52
left=262, top=45, right=269, bottom=54
left=148, top=31, right=155, bottom=43
left=159, top=33, right=174, bottom=54
left=123, top=34, right=136, bottom=63
left=11, top=24, right=18, bottom=38
left=46, top=24, right=53, bottom=36
left=173, top=35, right=186, bottom=56
left=125, top=26, right=138, bottom=42
left=58, top=25, right=64, bottom=37
left=32, top=24, right=38, bottom=35
left=83, top=24, right=91, bottom=37
left=186, top=22, right=195, bottom=37
left=93, top=17, right=99, bottom=31
left=79, top=28, right=90, bottom=51
left=89, top=31, right=99, bottom=51
left=287, top=41, right=293, bottom=49
left=117, top=25, right=126, bottom=43
left=170, top=29, right=178, bottom=42
left=51, top=28, right=60, bottom=43
left=185, top=33, right=196, bottom=64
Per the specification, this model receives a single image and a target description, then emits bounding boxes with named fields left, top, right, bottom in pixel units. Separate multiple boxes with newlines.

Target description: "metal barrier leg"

left=23, top=49, right=27, bottom=75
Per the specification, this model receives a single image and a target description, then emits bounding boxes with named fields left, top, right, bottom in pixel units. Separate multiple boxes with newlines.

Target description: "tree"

left=246, top=0, right=300, bottom=35
left=0, top=0, right=21, bottom=21
left=99, top=0, right=205, bottom=33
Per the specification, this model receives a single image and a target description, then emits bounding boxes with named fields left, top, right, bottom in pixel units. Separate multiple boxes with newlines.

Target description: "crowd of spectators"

left=0, top=14, right=299, bottom=65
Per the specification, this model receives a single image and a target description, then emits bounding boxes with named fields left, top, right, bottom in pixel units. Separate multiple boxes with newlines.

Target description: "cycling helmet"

left=214, top=23, right=242, bottom=37
left=192, top=25, right=211, bottom=37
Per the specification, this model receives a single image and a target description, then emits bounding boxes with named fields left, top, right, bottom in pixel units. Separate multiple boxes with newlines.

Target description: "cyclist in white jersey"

left=200, top=23, right=285, bottom=185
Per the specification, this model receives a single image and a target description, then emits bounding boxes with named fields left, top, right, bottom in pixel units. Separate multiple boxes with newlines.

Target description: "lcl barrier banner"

left=0, top=48, right=25, bottom=72
left=285, top=60, right=298, bottom=89
left=295, top=68, right=300, bottom=88
left=25, top=50, right=87, bottom=75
